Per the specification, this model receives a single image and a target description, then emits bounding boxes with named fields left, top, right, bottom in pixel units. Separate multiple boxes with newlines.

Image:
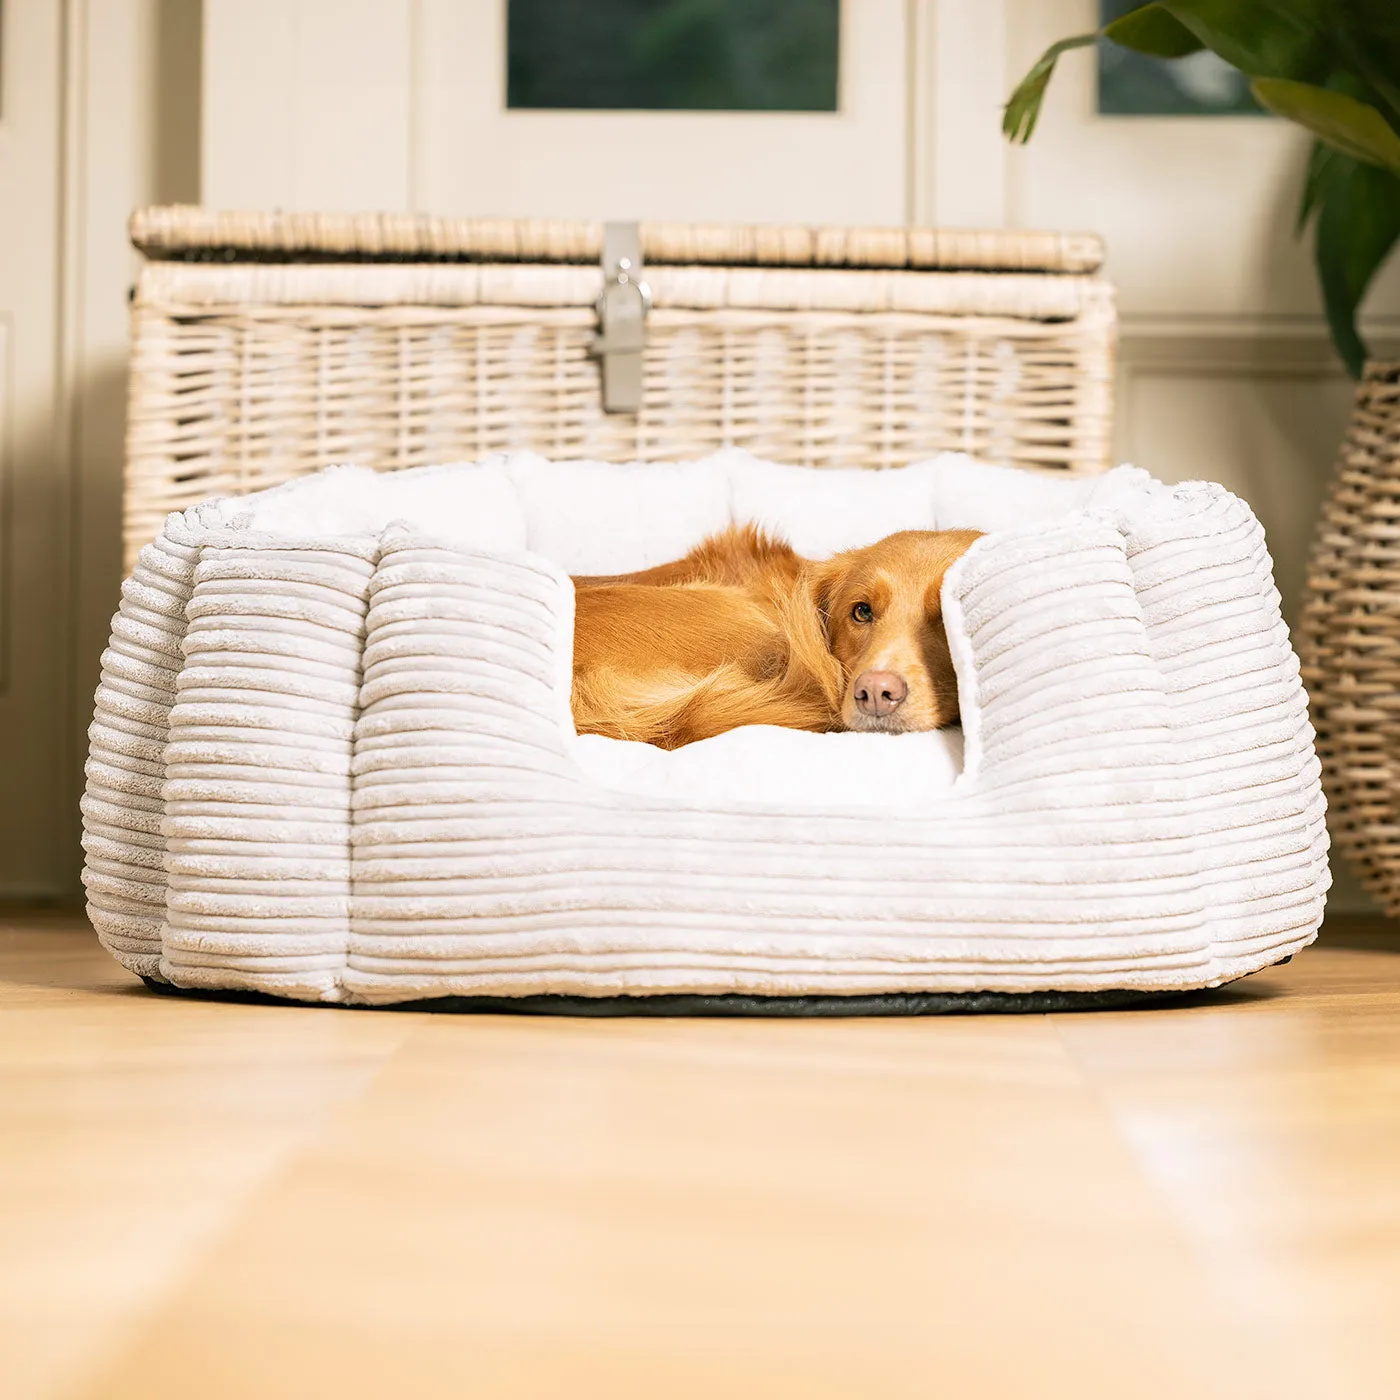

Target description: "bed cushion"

left=575, top=727, right=965, bottom=807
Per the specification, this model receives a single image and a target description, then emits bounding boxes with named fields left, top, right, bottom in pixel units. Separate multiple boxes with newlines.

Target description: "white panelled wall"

left=1, top=0, right=200, bottom=901
left=10, top=0, right=1397, bottom=905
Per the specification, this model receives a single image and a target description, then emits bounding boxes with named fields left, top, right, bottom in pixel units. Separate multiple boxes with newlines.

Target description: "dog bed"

left=83, top=451, right=1329, bottom=1007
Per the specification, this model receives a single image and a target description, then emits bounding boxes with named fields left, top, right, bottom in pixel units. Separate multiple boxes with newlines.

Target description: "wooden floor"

left=4, top=911, right=1400, bottom=1400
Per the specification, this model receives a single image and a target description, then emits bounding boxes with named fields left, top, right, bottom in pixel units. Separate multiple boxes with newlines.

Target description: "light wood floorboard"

left=3, top=910, right=1399, bottom=1399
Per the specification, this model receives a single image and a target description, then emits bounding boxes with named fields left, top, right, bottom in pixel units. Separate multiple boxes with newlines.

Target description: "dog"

left=571, top=524, right=981, bottom=749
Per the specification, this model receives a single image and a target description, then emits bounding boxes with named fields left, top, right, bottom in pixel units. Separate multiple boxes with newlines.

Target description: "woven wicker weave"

left=130, top=206, right=1107, bottom=272
left=1299, top=363, right=1400, bottom=912
left=124, top=207, right=1116, bottom=570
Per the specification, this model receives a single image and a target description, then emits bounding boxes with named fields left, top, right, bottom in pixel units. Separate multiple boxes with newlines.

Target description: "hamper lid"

left=129, top=206, right=1104, bottom=276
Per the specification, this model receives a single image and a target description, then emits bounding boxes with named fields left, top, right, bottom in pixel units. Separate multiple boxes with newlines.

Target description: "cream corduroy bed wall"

left=123, top=208, right=1117, bottom=570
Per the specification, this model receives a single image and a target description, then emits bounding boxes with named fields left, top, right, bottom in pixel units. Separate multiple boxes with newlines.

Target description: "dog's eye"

left=851, top=602, right=874, bottom=623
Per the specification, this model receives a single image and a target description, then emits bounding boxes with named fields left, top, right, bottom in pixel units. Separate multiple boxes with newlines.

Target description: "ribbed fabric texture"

left=83, top=462, right=1328, bottom=1005
left=82, top=517, right=203, bottom=975
left=160, top=540, right=375, bottom=999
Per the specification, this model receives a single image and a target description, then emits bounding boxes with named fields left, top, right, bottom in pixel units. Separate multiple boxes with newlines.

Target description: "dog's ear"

left=803, top=560, right=841, bottom=643
left=781, top=560, right=847, bottom=712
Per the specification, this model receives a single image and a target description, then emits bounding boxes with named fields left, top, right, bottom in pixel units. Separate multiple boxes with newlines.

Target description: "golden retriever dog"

left=571, top=524, right=981, bottom=749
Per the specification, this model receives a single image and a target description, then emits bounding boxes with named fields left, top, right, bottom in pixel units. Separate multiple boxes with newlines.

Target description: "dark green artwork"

left=1098, top=0, right=1260, bottom=115
left=507, top=0, right=840, bottom=112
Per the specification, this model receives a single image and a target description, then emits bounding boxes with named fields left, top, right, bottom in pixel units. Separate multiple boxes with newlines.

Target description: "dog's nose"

left=853, top=670, right=908, bottom=717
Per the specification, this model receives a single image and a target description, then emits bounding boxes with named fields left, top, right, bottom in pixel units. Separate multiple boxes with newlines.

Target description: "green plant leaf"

left=1312, top=156, right=1400, bottom=377
left=1101, top=4, right=1203, bottom=57
left=1297, top=138, right=1341, bottom=234
left=1254, top=78, right=1400, bottom=172
left=1002, top=33, right=1097, bottom=143
left=1158, top=0, right=1332, bottom=80
left=1337, top=0, right=1400, bottom=129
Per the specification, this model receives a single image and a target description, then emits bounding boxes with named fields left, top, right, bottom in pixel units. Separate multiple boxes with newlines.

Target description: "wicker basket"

left=123, top=206, right=1117, bottom=570
left=1299, top=362, right=1400, bottom=912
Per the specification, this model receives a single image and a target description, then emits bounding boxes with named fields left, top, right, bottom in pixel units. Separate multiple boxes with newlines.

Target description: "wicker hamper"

left=123, top=206, right=1116, bottom=570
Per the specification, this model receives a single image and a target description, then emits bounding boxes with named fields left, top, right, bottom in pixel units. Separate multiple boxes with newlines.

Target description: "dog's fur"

left=571, top=524, right=981, bottom=749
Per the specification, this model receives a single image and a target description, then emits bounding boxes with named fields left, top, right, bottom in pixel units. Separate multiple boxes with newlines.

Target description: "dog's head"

left=805, top=530, right=982, bottom=733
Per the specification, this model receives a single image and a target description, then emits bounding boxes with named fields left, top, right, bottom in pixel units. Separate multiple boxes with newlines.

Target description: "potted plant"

left=1007, top=0, right=1400, bottom=912
left=1005, top=0, right=1400, bottom=378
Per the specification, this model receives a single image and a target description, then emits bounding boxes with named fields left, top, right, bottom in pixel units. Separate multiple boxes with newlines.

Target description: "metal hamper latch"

left=592, top=221, right=650, bottom=413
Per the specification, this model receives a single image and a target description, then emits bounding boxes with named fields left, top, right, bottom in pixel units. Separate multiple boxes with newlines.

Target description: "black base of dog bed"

left=138, top=962, right=1289, bottom=1017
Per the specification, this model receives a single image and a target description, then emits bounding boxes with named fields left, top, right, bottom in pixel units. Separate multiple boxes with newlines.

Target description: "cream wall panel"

left=67, top=0, right=204, bottom=902
left=0, top=0, right=201, bottom=900
left=203, top=0, right=412, bottom=212
left=914, top=0, right=1007, bottom=227
left=0, top=0, right=66, bottom=896
left=202, top=0, right=296, bottom=208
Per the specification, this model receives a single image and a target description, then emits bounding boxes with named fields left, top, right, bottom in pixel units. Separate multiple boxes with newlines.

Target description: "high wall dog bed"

left=83, top=451, right=1329, bottom=1010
